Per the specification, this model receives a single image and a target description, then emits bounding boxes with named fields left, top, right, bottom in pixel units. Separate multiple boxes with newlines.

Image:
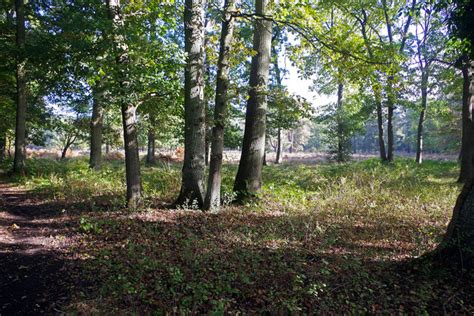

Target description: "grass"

left=2, top=156, right=473, bottom=313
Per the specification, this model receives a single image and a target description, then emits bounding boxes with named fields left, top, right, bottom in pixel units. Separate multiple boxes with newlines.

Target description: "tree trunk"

left=415, top=70, right=429, bottom=164
left=89, top=80, right=105, bottom=170
left=386, top=77, right=395, bottom=162
left=375, top=91, right=387, bottom=161
left=272, top=38, right=283, bottom=165
left=205, top=131, right=210, bottom=166
left=175, top=0, right=206, bottom=207
left=458, top=57, right=474, bottom=183
left=204, top=0, right=237, bottom=211
left=146, top=128, right=156, bottom=165
left=13, top=0, right=26, bottom=174
left=336, top=82, right=344, bottom=162
left=107, top=0, right=142, bottom=208
left=436, top=180, right=474, bottom=269
left=233, top=0, right=272, bottom=201
left=121, top=103, right=142, bottom=207
left=0, top=135, right=6, bottom=161
left=61, top=138, right=74, bottom=160
left=275, top=128, right=282, bottom=164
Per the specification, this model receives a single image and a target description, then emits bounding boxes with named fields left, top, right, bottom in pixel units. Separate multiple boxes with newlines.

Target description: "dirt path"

left=0, top=182, right=75, bottom=315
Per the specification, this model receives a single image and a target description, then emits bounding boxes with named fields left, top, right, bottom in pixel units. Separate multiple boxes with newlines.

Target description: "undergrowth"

left=2, top=156, right=471, bottom=313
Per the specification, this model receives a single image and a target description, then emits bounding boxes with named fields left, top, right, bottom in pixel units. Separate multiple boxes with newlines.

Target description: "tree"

left=435, top=0, right=474, bottom=269
left=233, top=0, right=272, bottom=201
left=54, top=115, right=88, bottom=159
left=89, top=79, right=106, bottom=169
left=107, top=0, right=142, bottom=208
left=267, top=87, right=312, bottom=163
left=175, top=0, right=207, bottom=207
left=13, top=0, right=27, bottom=174
left=458, top=56, right=474, bottom=182
left=204, top=0, right=238, bottom=211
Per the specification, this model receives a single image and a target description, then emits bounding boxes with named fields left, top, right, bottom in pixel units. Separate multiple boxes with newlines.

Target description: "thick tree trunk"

left=275, top=128, right=282, bottom=164
left=89, top=80, right=105, bottom=170
left=436, top=180, right=474, bottom=269
left=121, top=104, right=142, bottom=207
left=13, top=0, right=26, bottom=174
left=415, top=70, right=429, bottom=164
left=458, top=57, right=474, bottom=183
left=233, top=0, right=272, bottom=200
left=146, top=128, right=156, bottom=165
left=107, top=0, right=142, bottom=207
left=204, top=0, right=236, bottom=211
left=175, top=0, right=206, bottom=207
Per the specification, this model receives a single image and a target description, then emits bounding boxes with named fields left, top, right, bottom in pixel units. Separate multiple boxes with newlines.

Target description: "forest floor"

left=0, top=156, right=473, bottom=314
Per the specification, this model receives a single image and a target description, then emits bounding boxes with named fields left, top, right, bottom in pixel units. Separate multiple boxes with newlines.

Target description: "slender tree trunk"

left=205, top=132, right=210, bottom=166
left=89, top=80, right=105, bottom=170
left=146, top=128, right=156, bottom=164
left=13, top=0, right=26, bottom=174
left=107, top=0, right=142, bottom=207
left=175, top=0, right=206, bottom=207
left=386, top=77, right=395, bottom=162
left=375, top=91, right=387, bottom=161
left=458, top=57, right=474, bottom=183
left=61, top=138, right=75, bottom=160
left=415, top=70, right=429, bottom=164
left=272, top=38, right=283, bottom=165
left=275, top=128, right=282, bottom=164
left=0, top=135, right=6, bottom=161
left=204, top=0, right=237, bottom=210
left=233, top=0, right=272, bottom=200
left=106, top=142, right=110, bottom=154
left=336, top=82, right=344, bottom=162
left=381, top=0, right=414, bottom=163
left=359, top=15, right=387, bottom=162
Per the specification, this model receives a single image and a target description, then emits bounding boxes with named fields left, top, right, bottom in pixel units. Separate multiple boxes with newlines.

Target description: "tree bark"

left=0, top=135, right=6, bottom=161
left=175, top=0, right=206, bottom=207
left=204, top=0, right=236, bottom=211
left=436, top=180, right=474, bottom=269
left=146, top=128, right=156, bottom=165
left=375, top=92, right=387, bottom=161
left=415, top=69, right=429, bottom=164
left=336, top=82, right=346, bottom=162
left=121, top=103, right=141, bottom=207
left=458, top=57, right=474, bottom=183
left=233, top=0, right=272, bottom=201
left=13, top=0, right=27, bottom=174
left=61, top=137, right=75, bottom=160
left=107, top=0, right=142, bottom=208
left=275, top=128, right=282, bottom=164
left=386, top=78, right=395, bottom=162
left=89, top=80, right=105, bottom=170
left=272, top=37, right=283, bottom=165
